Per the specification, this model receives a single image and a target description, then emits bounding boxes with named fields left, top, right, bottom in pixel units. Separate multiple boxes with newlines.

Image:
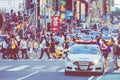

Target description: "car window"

left=70, top=45, right=99, bottom=55
left=102, top=36, right=111, bottom=40
left=81, top=36, right=91, bottom=40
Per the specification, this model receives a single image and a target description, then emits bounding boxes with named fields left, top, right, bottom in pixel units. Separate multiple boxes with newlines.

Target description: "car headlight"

left=93, top=59, right=99, bottom=64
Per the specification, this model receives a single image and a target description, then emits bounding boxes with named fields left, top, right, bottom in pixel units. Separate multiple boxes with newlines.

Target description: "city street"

left=0, top=53, right=120, bottom=80
left=0, top=0, right=120, bottom=80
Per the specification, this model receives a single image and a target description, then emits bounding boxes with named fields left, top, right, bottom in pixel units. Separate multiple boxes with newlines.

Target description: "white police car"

left=65, top=44, right=104, bottom=75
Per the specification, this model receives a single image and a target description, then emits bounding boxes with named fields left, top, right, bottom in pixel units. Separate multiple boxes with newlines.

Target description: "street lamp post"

left=31, top=0, right=38, bottom=39
left=19, top=0, right=25, bottom=38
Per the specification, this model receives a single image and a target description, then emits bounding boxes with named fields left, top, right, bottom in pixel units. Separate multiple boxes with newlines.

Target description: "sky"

left=0, top=0, right=23, bottom=13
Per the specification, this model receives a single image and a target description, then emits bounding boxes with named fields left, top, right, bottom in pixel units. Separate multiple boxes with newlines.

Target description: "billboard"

left=52, top=16, right=60, bottom=32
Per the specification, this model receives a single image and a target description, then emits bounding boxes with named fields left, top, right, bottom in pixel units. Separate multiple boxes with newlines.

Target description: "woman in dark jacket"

left=113, top=38, right=120, bottom=70
left=50, top=37, right=55, bottom=58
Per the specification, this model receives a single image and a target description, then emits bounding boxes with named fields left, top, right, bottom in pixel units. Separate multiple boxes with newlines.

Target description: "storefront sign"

left=52, top=16, right=60, bottom=32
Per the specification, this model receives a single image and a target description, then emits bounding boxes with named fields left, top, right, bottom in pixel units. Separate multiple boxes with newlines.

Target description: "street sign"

left=52, top=16, right=60, bottom=32
left=66, top=10, right=71, bottom=20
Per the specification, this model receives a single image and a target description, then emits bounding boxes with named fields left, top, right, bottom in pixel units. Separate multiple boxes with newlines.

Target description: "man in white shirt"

left=20, top=38, right=28, bottom=59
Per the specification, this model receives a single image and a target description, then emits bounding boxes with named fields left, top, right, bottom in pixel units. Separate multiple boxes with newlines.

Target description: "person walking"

left=99, top=39, right=110, bottom=70
left=112, top=37, right=120, bottom=70
left=49, top=37, right=56, bottom=58
left=62, top=39, right=69, bottom=58
left=28, top=38, right=33, bottom=58
left=33, top=39, right=39, bottom=58
left=38, top=37, right=51, bottom=59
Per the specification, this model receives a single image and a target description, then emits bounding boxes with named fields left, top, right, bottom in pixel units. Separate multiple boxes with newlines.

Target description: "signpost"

left=52, top=16, right=60, bottom=32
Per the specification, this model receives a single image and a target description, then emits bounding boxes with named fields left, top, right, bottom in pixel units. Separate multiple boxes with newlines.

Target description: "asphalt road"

left=0, top=54, right=120, bottom=80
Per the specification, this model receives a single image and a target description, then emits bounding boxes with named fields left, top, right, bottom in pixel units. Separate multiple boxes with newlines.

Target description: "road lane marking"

left=47, top=66, right=60, bottom=70
left=96, top=76, right=103, bottom=80
left=0, top=65, right=12, bottom=70
left=17, top=71, right=39, bottom=80
left=7, top=65, right=30, bottom=71
left=88, top=76, right=94, bottom=80
left=96, top=67, right=110, bottom=80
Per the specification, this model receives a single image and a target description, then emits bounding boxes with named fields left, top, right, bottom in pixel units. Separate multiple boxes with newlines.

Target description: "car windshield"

left=70, top=45, right=99, bottom=54
left=92, top=32, right=99, bottom=35
left=102, top=36, right=111, bottom=40
left=101, top=27, right=109, bottom=32
left=112, top=29, right=118, bottom=33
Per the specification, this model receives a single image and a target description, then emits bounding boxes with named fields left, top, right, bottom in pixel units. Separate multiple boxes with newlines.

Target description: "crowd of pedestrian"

left=1, top=30, right=72, bottom=60
left=0, top=9, right=120, bottom=71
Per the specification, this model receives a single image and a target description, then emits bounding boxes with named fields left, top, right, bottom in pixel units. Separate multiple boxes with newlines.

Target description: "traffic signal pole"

left=72, top=0, right=75, bottom=26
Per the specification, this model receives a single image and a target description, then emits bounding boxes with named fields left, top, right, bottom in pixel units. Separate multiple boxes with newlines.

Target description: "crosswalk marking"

left=1, top=64, right=120, bottom=74
left=0, top=65, right=13, bottom=70
left=58, top=69, right=64, bottom=72
left=7, top=65, right=30, bottom=71
left=47, top=66, right=60, bottom=70
left=113, top=68, right=120, bottom=73
left=31, top=65, right=45, bottom=69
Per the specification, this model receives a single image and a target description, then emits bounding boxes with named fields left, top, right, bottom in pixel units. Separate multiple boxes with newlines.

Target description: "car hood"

left=68, top=54, right=101, bottom=61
